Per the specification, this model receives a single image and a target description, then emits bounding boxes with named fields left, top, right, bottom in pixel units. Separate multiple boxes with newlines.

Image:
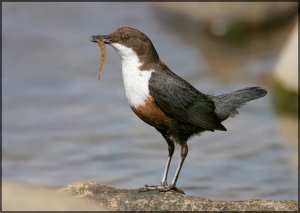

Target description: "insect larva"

left=97, top=39, right=106, bottom=80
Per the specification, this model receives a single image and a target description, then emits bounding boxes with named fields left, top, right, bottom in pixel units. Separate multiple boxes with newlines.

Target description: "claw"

left=138, top=184, right=159, bottom=192
left=138, top=183, right=185, bottom=194
left=158, top=185, right=185, bottom=194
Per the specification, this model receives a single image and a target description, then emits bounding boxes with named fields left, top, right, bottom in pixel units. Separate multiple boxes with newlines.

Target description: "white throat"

left=111, top=43, right=153, bottom=107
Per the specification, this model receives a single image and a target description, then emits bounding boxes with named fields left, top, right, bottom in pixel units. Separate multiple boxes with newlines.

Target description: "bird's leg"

left=171, top=143, right=188, bottom=187
left=139, top=133, right=174, bottom=192
left=158, top=143, right=188, bottom=194
left=160, top=137, right=174, bottom=186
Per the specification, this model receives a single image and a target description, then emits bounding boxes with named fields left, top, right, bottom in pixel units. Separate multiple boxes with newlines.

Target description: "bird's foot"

left=139, top=183, right=185, bottom=194
left=157, top=184, right=185, bottom=194
left=138, top=183, right=167, bottom=192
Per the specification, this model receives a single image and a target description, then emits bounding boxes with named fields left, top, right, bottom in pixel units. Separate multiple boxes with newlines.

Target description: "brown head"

left=91, top=27, right=159, bottom=67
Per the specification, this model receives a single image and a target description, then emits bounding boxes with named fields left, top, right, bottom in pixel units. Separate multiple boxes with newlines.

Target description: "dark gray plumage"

left=149, top=64, right=267, bottom=146
left=149, top=64, right=267, bottom=137
left=149, top=71, right=226, bottom=132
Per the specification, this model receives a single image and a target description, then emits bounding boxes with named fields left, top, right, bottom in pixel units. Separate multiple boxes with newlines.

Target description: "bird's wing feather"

left=149, top=71, right=226, bottom=131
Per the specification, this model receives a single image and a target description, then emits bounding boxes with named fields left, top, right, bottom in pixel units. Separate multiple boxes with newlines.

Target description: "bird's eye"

left=123, top=34, right=130, bottom=41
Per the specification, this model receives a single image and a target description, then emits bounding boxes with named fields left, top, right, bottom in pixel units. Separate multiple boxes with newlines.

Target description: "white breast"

left=111, top=43, right=153, bottom=108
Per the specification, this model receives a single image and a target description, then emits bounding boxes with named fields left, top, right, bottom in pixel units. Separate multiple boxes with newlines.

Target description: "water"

left=2, top=2, right=297, bottom=200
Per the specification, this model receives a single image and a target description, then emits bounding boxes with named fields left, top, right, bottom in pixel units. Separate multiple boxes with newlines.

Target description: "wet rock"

left=60, top=182, right=298, bottom=211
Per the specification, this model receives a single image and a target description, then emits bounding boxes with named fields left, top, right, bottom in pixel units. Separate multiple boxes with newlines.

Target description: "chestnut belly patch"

left=131, top=96, right=172, bottom=129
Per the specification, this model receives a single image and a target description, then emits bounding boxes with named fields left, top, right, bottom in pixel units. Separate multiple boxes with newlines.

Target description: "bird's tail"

left=211, top=87, right=267, bottom=121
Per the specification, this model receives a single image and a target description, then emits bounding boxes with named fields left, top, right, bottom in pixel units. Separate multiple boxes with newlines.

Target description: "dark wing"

left=149, top=70, right=226, bottom=131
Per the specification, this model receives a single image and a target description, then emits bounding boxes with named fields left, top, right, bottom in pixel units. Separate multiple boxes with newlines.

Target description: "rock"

left=60, top=182, right=298, bottom=211
left=271, top=17, right=298, bottom=117
left=271, top=18, right=298, bottom=167
left=274, top=17, right=298, bottom=92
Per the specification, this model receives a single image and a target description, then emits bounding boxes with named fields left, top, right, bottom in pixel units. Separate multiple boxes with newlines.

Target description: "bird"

left=90, top=27, right=267, bottom=194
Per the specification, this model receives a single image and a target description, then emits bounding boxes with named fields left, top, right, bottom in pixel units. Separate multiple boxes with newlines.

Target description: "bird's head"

left=91, top=27, right=159, bottom=63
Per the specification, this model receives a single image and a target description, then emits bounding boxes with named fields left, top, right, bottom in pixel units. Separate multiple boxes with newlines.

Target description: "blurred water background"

left=2, top=2, right=298, bottom=200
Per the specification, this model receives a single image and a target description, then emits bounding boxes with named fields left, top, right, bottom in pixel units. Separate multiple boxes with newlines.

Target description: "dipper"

left=90, top=27, right=267, bottom=194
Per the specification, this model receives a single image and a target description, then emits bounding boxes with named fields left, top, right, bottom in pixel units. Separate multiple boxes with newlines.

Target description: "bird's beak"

left=90, top=35, right=112, bottom=44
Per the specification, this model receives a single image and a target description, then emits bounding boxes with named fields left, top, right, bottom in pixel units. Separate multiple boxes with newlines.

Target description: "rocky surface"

left=61, top=182, right=298, bottom=211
